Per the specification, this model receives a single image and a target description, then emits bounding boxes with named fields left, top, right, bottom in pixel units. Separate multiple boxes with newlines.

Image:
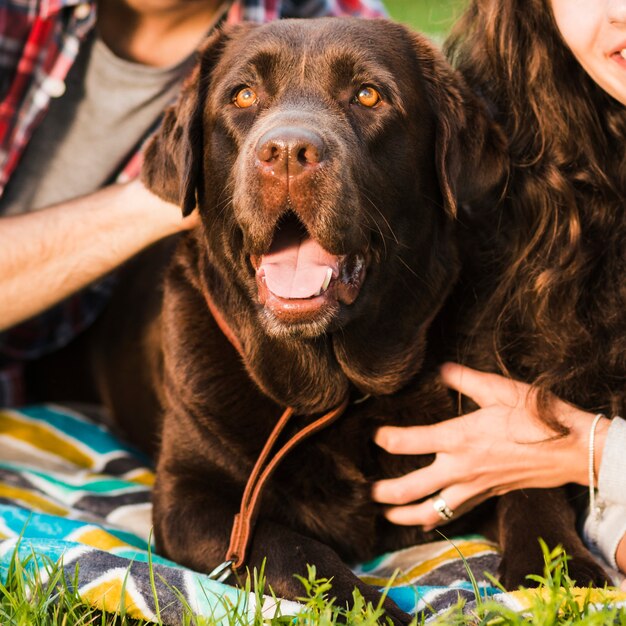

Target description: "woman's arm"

left=0, top=179, right=197, bottom=331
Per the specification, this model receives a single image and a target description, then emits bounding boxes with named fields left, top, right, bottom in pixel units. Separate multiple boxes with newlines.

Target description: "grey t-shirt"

left=0, top=32, right=196, bottom=215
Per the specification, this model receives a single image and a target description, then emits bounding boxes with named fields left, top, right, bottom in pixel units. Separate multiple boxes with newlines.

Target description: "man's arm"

left=0, top=180, right=196, bottom=331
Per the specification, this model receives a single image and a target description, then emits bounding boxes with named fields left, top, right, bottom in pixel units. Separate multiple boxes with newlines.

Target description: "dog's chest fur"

left=161, top=253, right=459, bottom=562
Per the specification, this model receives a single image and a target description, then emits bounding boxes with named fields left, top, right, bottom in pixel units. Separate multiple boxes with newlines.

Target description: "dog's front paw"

left=381, top=598, right=413, bottom=626
left=497, top=551, right=540, bottom=590
left=309, top=569, right=412, bottom=626
left=498, top=549, right=610, bottom=590
left=564, top=554, right=611, bottom=588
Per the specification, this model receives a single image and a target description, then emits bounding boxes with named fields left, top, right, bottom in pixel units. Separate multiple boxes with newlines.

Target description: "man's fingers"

left=440, top=362, right=522, bottom=408
left=374, top=421, right=459, bottom=455
left=372, top=462, right=452, bottom=505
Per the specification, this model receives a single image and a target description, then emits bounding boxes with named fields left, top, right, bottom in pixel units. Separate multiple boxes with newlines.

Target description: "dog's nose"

left=256, top=127, right=326, bottom=178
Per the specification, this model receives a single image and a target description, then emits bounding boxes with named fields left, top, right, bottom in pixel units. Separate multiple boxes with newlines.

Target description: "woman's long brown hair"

left=445, top=0, right=626, bottom=422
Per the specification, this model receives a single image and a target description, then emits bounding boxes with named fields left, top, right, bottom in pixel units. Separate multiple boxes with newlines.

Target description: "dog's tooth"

left=321, top=267, right=333, bottom=293
left=311, top=268, right=333, bottom=297
left=621, top=49, right=626, bottom=60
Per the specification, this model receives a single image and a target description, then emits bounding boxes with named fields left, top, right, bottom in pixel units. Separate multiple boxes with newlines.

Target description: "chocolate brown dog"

left=95, top=17, right=606, bottom=621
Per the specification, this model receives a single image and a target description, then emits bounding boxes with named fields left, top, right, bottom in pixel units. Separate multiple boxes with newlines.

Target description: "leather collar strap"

left=201, top=285, right=244, bottom=356
left=226, top=397, right=349, bottom=571
left=201, top=285, right=349, bottom=575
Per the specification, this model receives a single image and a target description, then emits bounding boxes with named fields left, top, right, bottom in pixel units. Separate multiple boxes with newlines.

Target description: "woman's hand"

left=371, top=362, right=610, bottom=529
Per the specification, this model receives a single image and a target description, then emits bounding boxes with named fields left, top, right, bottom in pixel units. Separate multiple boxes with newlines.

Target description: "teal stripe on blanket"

left=14, top=404, right=145, bottom=457
left=0, top=464, right=148, bottom=494
left=0, top=504, right=150, bottom=551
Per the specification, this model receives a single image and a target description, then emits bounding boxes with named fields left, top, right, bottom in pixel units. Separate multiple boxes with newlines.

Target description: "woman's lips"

left=611, top=49, right=626, bottom=69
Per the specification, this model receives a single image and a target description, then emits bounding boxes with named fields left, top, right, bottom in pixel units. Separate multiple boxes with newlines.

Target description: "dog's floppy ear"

left=410, top=33, right=508, bottom=216
left=142, top=25, right=253, bottom=216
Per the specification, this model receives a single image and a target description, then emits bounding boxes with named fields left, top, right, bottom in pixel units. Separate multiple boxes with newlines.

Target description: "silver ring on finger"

left=432, top=496, right=454, bottom=521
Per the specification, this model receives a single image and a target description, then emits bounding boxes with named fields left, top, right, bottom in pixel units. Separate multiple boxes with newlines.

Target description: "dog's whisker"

left=398, top=275, right=430, bottom=306
left=361, top=191, right=401, bottom=245
left=215, top=200, right=234, bottom=221
left=397, top=256, right=436, bottom=294
left=206, top=177, right=235, bottom=207
left=363, top=193, right=399, bottom=243
left=361, top=222, right=399, bottom=244
left=359, top=204, right=388, bottom=258
left=213, top=193, right=236, bottom=220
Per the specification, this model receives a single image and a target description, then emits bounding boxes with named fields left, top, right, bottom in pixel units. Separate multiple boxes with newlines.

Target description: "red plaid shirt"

left=0, top=0, right=386, bottom=405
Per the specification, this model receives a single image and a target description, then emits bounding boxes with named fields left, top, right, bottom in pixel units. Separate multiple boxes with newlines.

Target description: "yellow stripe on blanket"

left=0, top=412, right=92, bottom=469
left=509, top=586, right=626, bottom=612
left=81, top=573, right=156, bottom=622
left=0, top=484, right=68, bottom=516
left=123, top=469, right=155, bottom=486
left=359, top=541, right=497, bottom=586
left=71, top=528, right=135, bottom=551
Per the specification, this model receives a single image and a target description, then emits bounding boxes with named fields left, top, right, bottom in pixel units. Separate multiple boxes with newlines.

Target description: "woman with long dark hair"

left=373, top=0, right=626, bottom=580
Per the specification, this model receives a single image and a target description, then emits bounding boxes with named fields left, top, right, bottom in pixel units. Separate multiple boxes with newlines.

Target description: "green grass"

left=384, top=0, right=467, bottom=36
left=2, top=541, right=625, bottom=625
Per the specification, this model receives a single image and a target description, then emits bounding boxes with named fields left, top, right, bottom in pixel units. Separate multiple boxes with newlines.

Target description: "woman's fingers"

left=382, top=485, right=488, bottom=527
left=373, top=364, right=548, bottom=530
left=440, top=362, right=525, bottom=408
left=374, top=419, right=462, bottom=455
left=372, top=460, right=454, bottom=505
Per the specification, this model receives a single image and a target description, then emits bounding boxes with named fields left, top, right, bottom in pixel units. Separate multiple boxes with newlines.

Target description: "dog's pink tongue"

left=260, top=232, right=336, bottom=299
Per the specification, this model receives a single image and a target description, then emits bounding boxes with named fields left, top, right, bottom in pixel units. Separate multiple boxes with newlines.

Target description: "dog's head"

left=144, top=18, right=505, bottom=399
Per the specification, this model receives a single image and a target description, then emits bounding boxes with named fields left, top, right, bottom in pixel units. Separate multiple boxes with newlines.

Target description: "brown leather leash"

left=225, top=398, right=349, bottom=573
left=201, top=285, right=349, bottom=581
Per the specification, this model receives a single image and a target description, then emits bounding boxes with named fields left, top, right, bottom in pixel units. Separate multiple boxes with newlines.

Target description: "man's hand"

left=0, top=179, right=198, bottom=330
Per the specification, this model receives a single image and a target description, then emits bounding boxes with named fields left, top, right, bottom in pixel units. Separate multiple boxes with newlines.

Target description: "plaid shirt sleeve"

left=0, top=0, right=387, bottom=406
left=286, top=0, right=387, bottom=18
left=227, top=0, right=386, bottom=22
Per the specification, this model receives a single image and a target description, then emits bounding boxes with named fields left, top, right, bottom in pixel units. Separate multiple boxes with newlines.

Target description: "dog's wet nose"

left=256, top=126, right=326, bottom=178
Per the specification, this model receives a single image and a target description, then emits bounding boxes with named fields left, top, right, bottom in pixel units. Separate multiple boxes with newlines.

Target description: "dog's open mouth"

left=250, top=213, right=367, bottom=323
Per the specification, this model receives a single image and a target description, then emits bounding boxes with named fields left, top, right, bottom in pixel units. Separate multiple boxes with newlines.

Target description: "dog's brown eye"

left=233, top=87, right=258, bottom=108
left=355, top=86, right=381, bottom=108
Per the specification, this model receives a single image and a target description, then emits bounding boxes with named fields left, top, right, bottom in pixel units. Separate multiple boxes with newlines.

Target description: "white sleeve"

left=598, top=416, right=626, bottom=505
left=581, top=416, right=626, bottom=571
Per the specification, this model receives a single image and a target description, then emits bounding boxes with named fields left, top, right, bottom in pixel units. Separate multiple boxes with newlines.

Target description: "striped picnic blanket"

left=0, top=404, right=624, bottom=624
